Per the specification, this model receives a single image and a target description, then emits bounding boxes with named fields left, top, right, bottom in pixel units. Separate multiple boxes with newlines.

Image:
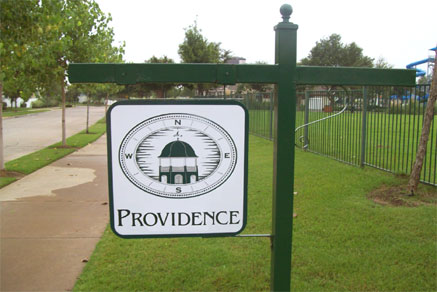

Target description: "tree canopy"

left=300, top=34, right=373, bottom=67
left=178, top=21, right=231, bottom=64
left=0, top=0, right=41, bottom=101
left=37, top=0, right=123, bottom=84
left=1, top=0, right=123, bottom=99
left=373, top=57, right=393, bottom=69
left=178, top=21, right=231, bottom=95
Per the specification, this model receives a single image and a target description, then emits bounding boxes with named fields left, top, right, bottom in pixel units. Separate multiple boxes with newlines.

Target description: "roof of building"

left=158, top=140, right=198, bottom=158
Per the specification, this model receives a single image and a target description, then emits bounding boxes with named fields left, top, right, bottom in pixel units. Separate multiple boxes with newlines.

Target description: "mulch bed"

left=0, top=170, right=25, bottom=179
left=367, top=184, right=437, bottom=207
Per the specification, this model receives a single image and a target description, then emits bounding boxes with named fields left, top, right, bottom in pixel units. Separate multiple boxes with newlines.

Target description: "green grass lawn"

left=0, top=176, right=17, bottom=188
left=5, top=118, right=106, bottom=175
left=2, top=107, right=51, bottom=117
left=73, top=135, right=436, bottom=291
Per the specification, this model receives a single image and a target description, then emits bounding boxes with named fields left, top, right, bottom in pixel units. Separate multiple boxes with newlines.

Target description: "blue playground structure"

left=390, top=92, right=429, bottom=102
left=406, top=47, right=436, bottom=77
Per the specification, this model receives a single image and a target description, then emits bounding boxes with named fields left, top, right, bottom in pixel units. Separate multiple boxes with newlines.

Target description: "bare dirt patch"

left=0, top=170, right=25, bottom=179
left=50, top=145, right=79, bottom=149
left=367, top=184, right=437, bottom=207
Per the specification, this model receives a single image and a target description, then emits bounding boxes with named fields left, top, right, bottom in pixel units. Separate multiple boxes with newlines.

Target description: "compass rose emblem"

left=119, top=113, right=237, bottom=198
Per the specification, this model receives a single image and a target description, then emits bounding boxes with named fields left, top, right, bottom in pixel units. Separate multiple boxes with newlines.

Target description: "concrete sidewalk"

left=0, top=135, right=109, bottom=291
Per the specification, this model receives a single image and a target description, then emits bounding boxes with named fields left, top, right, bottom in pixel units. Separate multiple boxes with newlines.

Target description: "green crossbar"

left=68, top=63, right=416, bottom=86
left=68, top=63, right=279, bottom=85
left=296, top=66, right=416, bottom=86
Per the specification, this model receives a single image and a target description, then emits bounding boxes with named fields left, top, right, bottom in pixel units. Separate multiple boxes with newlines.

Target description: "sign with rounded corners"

left=107, top=99, right=248, bottom=238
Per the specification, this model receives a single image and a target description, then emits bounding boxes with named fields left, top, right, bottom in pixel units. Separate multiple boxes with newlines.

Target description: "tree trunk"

left=105, top=93, right=109, bottom=112
left=0, top=82, right=5, bottom=171
left=157, top=86, right=164, bottom=98
left=61, top=78, right=67, bottom=146
left=408, top=51, right=436, bottom=195
left=86, top=95, right=90, bottom=134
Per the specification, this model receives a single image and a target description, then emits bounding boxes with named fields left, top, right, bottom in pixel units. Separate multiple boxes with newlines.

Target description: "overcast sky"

left=96, top=0, right=436, bottom=70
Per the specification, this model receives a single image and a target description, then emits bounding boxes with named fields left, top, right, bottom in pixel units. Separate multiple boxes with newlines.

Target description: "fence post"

left=360, top=86, right=368, bottom=167
left=271, top=4, right=297, bottom=291
left=304, top=90, right=310, bottom=149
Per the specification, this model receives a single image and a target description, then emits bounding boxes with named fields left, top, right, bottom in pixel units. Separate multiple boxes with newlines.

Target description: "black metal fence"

left=233, top=85, right=436, bottom=186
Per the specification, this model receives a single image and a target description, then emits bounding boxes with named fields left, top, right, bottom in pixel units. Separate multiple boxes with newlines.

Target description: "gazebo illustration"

left=158, top=139, right=198, bottom=184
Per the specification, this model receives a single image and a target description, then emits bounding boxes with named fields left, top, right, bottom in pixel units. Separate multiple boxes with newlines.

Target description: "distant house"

left=78, top=94, right=88, bottom=103
left=226, top=57, right=246, bottom=65
left=2, top=96, right=37, bottom=108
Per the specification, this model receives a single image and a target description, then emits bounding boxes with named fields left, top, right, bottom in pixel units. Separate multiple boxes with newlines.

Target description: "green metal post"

left=271, top=4, right=298, bottom=291
left=304, top=91, right=310, bottom=149
left=360, top=87, right=368, bottom=167
left=270, top=92, right=274, bottom=140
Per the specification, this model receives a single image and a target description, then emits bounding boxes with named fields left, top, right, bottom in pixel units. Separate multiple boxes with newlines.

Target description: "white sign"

left=107, top=100, right=248, bottom=238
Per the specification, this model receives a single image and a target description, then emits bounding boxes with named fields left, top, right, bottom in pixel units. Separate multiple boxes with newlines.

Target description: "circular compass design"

left=119, top=113, right=237, bottom=198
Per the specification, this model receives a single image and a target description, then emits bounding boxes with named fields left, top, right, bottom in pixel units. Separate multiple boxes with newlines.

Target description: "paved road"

left=3, top=106, right=106, bottom=162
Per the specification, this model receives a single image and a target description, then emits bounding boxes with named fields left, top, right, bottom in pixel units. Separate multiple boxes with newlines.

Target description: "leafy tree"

left=300, top=34, right=374, bottom=108
left=37, top=0, right=123, bottom=146
left=0, top=0, right=40, bottom=99
left=0, top=0, right=41, bottom=170
left=38, top=81, right=63, bottom=106
left=97, top=84, right=124, bottom=111
left=374, top=57, right=394, bottom=69
left=75, top=83, right=97, bottom=133
left=417, top=76, right=429, bottom=85
left=66, top=84, right=81, bottom=104
left=92, top=43, right=125, bottom=110
left=116, top=84, right=145, bottom=99
left=178, top=21, right=231, bottom=95
left=80, top=83, right=124, bottom=132
left=83, top=41, right=125, bottom=131
left=300, top=34, right=374, bottom=67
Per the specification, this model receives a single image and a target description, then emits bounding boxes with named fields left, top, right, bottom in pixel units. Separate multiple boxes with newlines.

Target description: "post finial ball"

left=280, top=4, right=292, bottom=22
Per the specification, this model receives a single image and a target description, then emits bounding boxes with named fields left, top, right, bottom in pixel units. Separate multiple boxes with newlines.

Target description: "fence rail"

left=228, top=85, right=435, bottom=186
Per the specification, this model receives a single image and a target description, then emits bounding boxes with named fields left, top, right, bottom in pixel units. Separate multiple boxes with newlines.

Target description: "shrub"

left=31, top=100, right=45, bottom=108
